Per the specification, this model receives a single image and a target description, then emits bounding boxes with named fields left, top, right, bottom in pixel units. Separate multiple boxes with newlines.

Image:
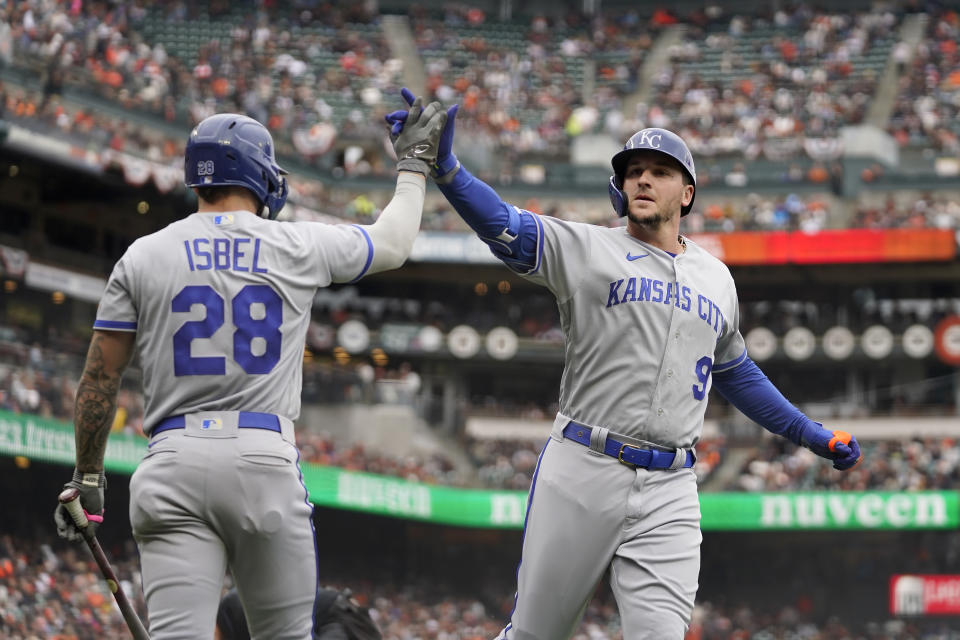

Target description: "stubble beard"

left=627, top=199, right=676, bottom=229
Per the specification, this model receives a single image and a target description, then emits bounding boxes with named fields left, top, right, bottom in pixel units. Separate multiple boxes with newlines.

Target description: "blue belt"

left=152, top=411, right=282, bottom=436
left=562, top=422, right=695, bottom=470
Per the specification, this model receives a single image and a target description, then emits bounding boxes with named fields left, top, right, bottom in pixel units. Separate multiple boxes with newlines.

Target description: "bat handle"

left=60, top=488, right=151, bottom=639
left=58, top=487, right=90, bottom=529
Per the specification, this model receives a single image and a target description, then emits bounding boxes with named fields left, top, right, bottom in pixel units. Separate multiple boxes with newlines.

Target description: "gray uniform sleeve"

left=290, top=222, right=374, bottom=284
left=93, top=250, right=138, bottom=332
left=521, top=216, right=592, bottom=302
left=712, top=281, right=747, bottom=372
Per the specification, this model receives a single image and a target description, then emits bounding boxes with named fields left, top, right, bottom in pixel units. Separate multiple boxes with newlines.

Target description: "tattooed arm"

left=74, top=330, right=136, bottom=473
left=54, top=330, right=135, bottom=541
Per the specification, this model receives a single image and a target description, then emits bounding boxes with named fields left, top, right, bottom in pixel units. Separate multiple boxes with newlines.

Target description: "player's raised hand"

left=389, top=93, right=448, bottom=177
left=800, top=424, right=862, bottom=470
left=385, top=87, right=460, bottom=183
left=54, top=469, right=106, bottom=541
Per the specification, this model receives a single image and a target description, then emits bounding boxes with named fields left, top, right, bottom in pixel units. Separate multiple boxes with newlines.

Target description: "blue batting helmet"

left=184, top=113, right=289, bottom=220
left=608, top=128, right=696, bottom=217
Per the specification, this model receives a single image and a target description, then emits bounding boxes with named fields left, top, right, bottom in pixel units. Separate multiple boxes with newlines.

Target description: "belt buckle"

left=617, top=443, right=642, bottom=467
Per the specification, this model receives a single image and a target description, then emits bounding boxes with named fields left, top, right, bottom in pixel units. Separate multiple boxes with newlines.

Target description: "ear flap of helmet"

left=263, top=174, right=289, bottom=220
left=608, top=174, right=628, bottom=218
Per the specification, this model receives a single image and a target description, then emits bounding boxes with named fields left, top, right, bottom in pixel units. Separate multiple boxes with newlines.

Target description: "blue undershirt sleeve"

left=711, top=356, right=817, bottom=445
left=437, top=165, right=540, bottom=273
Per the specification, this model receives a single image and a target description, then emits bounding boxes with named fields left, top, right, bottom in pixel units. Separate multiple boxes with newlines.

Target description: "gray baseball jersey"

left=526, top=216, right=745, bottom=448
left=95, top=211, right=372, bottom=432
left=498, top=214, right=746, bottom=640
left=96, top=210, right=373, bottom=639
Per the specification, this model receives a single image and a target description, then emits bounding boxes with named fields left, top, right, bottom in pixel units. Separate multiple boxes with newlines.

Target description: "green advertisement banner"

left=0, top=409, right=146, bottom=474
left=304, top=468, right=959, bottom=531
left=1, top=410, right=956, bottom=531
left=698, top=491, right=958, bottom=531
left=301, top=465, right=528, bottom=529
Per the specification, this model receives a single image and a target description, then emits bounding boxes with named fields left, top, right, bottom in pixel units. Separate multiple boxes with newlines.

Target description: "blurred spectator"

left=643, top=4, right=897, bottom=163
left=682, top=192, right=833, bottom=232
left=0, top=534, right=145, bottom=639
left=887, top=8, right=960, bottom=153
left=4, top=0, right=956, bottom=230
left=3, top=532, right=960, bottom=639
left=731, top=437, right=960, bottom=492
left=853, top=193, right=960, bottom=229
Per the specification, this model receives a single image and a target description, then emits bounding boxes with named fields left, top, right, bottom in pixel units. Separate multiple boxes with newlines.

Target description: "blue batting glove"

left=800, top=424, right=862, bottom=471
left=384, top=87, right=418, bottom=135
left=385, top=88, right=460, bottom=183
left=385, top=110, right=407, bottom=137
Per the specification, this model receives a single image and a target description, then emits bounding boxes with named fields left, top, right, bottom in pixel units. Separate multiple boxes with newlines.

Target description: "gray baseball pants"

left=495, top=422, right=702, bottom=640
left=129, top=413, right=317, bottom=639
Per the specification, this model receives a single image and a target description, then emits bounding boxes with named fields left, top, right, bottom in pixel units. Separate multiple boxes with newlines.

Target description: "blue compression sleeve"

left=437, top=164, right=539, bottom=272
left=711, top=355, right=817, bottom=445
left=437, top=163, right=513, bottom=237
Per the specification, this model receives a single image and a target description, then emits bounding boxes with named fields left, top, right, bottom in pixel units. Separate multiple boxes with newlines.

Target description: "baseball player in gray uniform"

left=54, top=102, right=447, bottom=639
left=387, top=92, right=863, bottom=639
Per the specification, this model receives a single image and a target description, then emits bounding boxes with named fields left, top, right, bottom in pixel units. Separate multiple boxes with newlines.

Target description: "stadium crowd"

left=0, top=532, right=620, bottom=640
left=686, top=601, right=960, bottom=640
left=3, top=0, right=958, bottom=223
left=887, top=6, right=960, bottom=154
left=3, top=532, right=960, bottom=639
left=852, top=191, right=960, bottom=230
left=409, top=5, right=656, bottom=169
left=2, top=0, right=396, bottom=168
left=681, top=191, right=835, bottom=233
left=297, top=429, right=464, bottom=486
left=732, top=436, right=960, bottom=492
left=7, top=67, right=957, bottom=234
left=649, top=3, right=898, bottom=160
left=0, top=533, right=145, bottom=639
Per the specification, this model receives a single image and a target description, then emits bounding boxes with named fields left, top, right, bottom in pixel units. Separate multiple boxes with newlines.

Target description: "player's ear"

left=681, top=183, right=694, bottom=208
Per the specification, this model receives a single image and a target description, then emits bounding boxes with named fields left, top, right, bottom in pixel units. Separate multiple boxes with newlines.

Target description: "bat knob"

left=58, top=487, right=81, bottom=504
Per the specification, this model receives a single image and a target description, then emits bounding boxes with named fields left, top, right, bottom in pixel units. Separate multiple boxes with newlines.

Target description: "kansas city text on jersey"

left=182, top=237, right=269, bottom=273
left=605, top=275, right=727, bottom=335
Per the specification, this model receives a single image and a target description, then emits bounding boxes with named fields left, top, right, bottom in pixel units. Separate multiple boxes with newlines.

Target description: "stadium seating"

left=730, top=436, right=960, bottom=492
left=647, top=6, right=898, bottom=160
left=7, top=0, right=956, bottom=208
left=887, top=7, right=960, bottom=155
left=5, top=530, right=959, bottom=639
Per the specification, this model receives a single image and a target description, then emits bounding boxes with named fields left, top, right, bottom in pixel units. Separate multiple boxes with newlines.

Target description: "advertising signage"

left=891, top=575, right=960, bottom=616
left=688, top=228, right=955, bottom=265
left=1, top=410, right=956, bottom=531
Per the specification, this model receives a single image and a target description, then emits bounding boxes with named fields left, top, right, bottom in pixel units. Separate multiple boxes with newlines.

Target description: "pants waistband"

left=562, top=422, right=695, bottom=470
left=152, top=411, right=282, bottom=437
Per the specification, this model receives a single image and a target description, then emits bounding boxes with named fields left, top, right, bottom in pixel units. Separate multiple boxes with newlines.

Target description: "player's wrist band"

left=562, top=422, right=695, bottom=470
left=431, top=155, right=461, bottom=184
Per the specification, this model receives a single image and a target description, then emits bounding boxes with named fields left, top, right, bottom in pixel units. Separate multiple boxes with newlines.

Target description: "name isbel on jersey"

left=182, top=237, right=269, bottom=273
left=605, top=275, right=727, bottom=335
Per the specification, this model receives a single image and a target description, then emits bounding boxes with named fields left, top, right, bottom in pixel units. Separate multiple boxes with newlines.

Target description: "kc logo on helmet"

left=635, top=130, right=662, bottom=149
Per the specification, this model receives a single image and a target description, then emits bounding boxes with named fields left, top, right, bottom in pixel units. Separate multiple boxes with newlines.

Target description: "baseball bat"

left=58, top=487, right=151, bottom=640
